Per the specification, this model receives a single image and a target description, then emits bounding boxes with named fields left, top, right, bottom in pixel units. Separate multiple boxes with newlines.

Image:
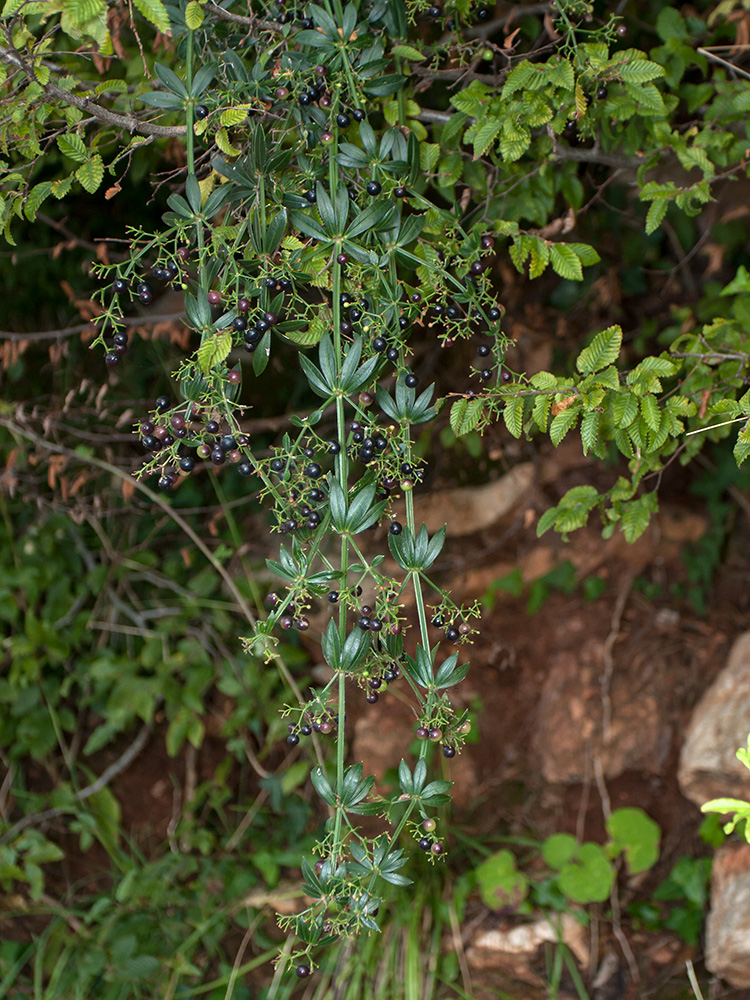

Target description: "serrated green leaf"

left=619, top=57, right=665, bottom=84
left=391, top=44, right=425, bottom=61
left=132, top=0, right=170, bottom=33
left=645, top=197, right=669, bottom=234
left=734, top=424, right=750, bottom=466
left=57, top=133, right=87, bottom=163
left=471, top=118, right=501, bottom=159
left=196, top=330, right=232, bottom=375
left=215, top=128, right=242, bottom=157
left=613, top=392, right=638, bottom=428
left=621, top=492, right=657, bottom=542
left=580, top=411, right=599, bottom=455
left=450, top=397, right=484, bottom=436
left=220, top=107, right=248, bottom=127
left=75, top=155, right=103, bottom=194
left=549, top=405, right=581, bottom=446
left=577, top=326, right=622, bottom=375
left=640, top=394, right=660, bottom=433
left=185, top=0, right=203, bottom=28
left=503, top=396, right=523, bottom=438
left=23, top=181, right=52, bottom=221
left=550, top=243, right=583, bottom=281
left=529, top=238, right=550, bottom=279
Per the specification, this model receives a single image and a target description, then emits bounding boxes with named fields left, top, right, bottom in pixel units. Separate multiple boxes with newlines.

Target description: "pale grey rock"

left=678, top=632, right=750, bottom=807
left=705, top=843, right=750, bottom=988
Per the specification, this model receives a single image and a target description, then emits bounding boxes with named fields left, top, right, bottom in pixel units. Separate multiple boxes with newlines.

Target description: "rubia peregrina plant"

left=4, top=0, right=750, bottom=980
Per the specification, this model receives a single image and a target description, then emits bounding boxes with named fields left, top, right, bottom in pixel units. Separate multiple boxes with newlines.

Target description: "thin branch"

left=206, top=1, right=282, bottom=32
left=0, top=44, right=186, bottom=137
left=0, top=312, right=186, bottom=342
left=600, top=572, right=635, bottom=747
left=0, top=721, right=153, bottom=844
left=697, top=47, right=750, bottom=81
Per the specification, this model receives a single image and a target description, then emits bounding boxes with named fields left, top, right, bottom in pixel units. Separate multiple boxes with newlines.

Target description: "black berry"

left=366, top=180, right=382, bottom=196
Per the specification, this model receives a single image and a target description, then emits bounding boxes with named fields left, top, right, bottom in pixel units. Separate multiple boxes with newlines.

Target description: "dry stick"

left=600, top=572, right=636, bottom=748
left=223, top=913, right=259, bottom=1000
left=447, top=898, right=473, bottom=997
left=0, top=761, right=15, bottom=819
left=0, top=416, right=323, bottom=768
left=0, top=312, right=186, bottom=342
left=697, top=47, right=750, bottom=81
left=225, top=787, right=269, bottom=852
left=593, top=758, right=640, bottom=987
left=0, top=44, right=186, bottom=137
left=0, top=720, right=153, bottom=845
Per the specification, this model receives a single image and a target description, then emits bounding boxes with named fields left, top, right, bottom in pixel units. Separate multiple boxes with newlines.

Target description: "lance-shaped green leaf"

left=340, top=763, right=375, bottom=808
left=299, top=353, right=333, bottom=399
left=344, top=480, right=386, bottom=533
left=413, top=758, right=427, bottom=793
left=340, top=628, right=370, bottom=670
left=321, top=618, right=341, bottom=667
left=290, top=209, right=328, bottom=242
left=339, top=335, right=363, bottom=386
left=388, top=525, right=414, bottom=570
left=185, top=174, right=202, bottom=213
left=318, top=334, right=337, bottom=387
left=311, top=766, right=337, bottom=807
left=166, top=192, right=194, bottom=219
left=309, top=2, right=339, bottom=37
left=398, top=759, right=413, bottom=795
left=264, top=208, right=288, bottom=253
left=396, top=214, right=425, bottom=247
left=403, top=644, right=435, bottom=687
left=342, top=354, right=381, bottom=395
left=434, top=653, right=469, bottom=689
left=140, top=90, right=184, bottom=110
left=315, top=182, right=338, bottom=235
left=420, top=779, right=452, bottom=806
left=190, top=62, right=216, bottom=97
left=345, top=200, right=396, bottom=240
left=154, top=62, right=187, bottom=98
left=328, top=478, right=348, bottom=532
left=337, top=144, right=370, bottom=168
left=203, top=183, right=233, bottom=219
left=342, top=2, right=357, bottom=39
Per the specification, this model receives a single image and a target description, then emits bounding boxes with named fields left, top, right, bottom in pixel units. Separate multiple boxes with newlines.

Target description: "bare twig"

left=600, top=572, right=635, bottom=747
left=697, top=47, right=750, bottom=81
left=206, top=1, right=282, bottom=32
left=0, top=44, right=187, bottom=137
left=0, top=312, right=186, bottom=342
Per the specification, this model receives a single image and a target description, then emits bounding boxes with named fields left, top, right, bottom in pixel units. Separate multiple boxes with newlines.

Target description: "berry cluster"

left=415, top=716, right=471, bottom=758
left=286, top=710, right=338, bottom=746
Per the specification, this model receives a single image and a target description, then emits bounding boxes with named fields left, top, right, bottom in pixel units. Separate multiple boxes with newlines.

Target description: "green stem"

left=331, top=256, right=350, bottom=856
left=185, top=30, right=195, bottom=176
